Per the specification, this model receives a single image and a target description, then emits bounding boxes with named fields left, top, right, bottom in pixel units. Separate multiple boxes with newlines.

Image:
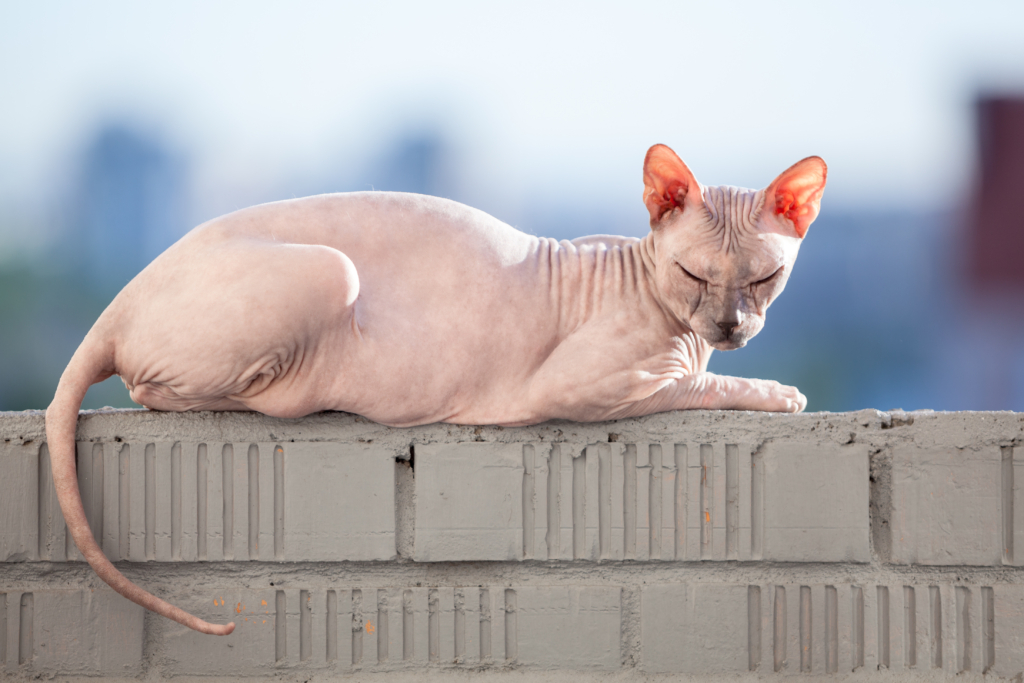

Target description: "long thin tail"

left=45, top=335, right=235, bottom=636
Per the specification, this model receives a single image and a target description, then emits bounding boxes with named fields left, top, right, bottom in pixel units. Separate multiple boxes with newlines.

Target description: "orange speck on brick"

left=705, top=511, right=710, bottom=523
left=263, top=620, right=266, bottom=624
left=366, top=621, right=375, bottom=634
left=261, top=600, right=267, bottom=607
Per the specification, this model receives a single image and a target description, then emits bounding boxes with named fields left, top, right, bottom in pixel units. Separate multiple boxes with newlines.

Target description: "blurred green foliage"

left=0, top=262, right=134, bottom=410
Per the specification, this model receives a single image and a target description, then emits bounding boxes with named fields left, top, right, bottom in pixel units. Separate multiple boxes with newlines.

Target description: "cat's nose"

left=717, top=321, right=738, bottom=338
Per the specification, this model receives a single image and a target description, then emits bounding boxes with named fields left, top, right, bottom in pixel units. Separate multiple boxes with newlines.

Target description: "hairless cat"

left=46, top=144, right=826, bottom=635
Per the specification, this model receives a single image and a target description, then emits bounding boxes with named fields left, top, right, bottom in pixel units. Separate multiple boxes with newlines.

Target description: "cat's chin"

left=709, top=339, right=747, bottom=351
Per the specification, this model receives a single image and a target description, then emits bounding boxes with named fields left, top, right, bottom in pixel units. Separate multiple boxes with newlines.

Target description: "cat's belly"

left=312, top=299, right=548, bottom=427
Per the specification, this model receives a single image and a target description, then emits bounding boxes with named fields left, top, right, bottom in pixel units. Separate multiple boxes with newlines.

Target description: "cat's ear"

left=764, top=156, right=827, bottom=238
left=643, top=144, right=702, bottom=225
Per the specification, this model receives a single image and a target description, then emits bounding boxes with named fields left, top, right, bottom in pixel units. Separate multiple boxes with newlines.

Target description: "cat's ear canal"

left=764, top=156, right=827, bottom=238
left=642, top=144, right=702, bottom=226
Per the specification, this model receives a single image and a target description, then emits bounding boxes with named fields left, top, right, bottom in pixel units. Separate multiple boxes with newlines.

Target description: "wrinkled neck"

left=543, top=235, right=686, bottom=341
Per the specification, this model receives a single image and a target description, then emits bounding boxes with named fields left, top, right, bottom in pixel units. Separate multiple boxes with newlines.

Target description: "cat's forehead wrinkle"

left=701, top=185, right=764, bottom=232
left=697, top=185, right=765, bottom=253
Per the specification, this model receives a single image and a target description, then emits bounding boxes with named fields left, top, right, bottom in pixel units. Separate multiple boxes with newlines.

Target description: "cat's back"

left=189, top=191, right=536, bottom=273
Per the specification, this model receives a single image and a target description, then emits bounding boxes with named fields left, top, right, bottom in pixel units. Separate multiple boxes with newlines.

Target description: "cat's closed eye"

left=677, top=263, right=706, bottom=285
left=752, top=266, right=783, bottom=287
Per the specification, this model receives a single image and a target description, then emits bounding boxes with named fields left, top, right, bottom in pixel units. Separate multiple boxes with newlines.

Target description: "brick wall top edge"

left=1, top=408, right=1021, bottom=451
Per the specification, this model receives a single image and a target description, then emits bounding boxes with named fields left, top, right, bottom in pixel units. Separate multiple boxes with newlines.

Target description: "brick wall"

left=1, top=408, right=1023, bottom=679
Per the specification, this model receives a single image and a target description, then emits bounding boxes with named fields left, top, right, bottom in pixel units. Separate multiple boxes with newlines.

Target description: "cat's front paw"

left=766, top=381, right=806, bottom=413
left=733, top=378, right=811, bottom=411
left=684, top=373, right=807, bottom=413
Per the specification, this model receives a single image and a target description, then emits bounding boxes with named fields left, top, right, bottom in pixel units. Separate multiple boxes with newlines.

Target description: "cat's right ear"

left=642, top=144, right=702, bottom=225
left=764, top=156, right=828, bottom=238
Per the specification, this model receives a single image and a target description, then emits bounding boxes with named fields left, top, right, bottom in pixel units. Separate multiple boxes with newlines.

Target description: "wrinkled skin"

left=46, top=144, right=827, bottom=635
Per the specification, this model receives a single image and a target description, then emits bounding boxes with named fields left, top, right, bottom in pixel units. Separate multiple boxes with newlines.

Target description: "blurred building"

left=951, top=95, right=1024, bottom=409
left=968, top=97, right=1024, bottom=291
left=70, top=121, right=188, bottom=290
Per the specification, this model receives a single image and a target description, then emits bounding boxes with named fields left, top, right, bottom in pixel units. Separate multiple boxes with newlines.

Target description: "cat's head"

left=642, top=144, right=826, bottom=351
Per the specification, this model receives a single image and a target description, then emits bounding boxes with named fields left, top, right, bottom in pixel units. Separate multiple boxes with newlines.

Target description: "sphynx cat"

left=46, top=144, right=827, bottom=635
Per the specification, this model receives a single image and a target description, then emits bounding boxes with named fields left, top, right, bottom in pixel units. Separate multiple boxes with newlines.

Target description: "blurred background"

left=2, top=0, right=1024, bottom=412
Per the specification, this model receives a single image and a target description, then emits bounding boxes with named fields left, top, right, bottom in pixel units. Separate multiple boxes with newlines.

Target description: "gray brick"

left=23, top=440, right=396, bottom=564
left=759, top=441, right=870, bottom=562
left=515, top=586, right=620, bottom=669
left=281, top=442, right=395, bottom=561
left=0, top=590, right=143, bottom=676
left=891, top=445, right=1002, bottom=565
left=415, top=443, right=524, bottom=561
left=642, top=584, right=749, bottom=673
left=158, top=589, right=279, bottom=675
left=992, top=585, right=1024, bottom=676
left=0, top=443, right=38, bottom=562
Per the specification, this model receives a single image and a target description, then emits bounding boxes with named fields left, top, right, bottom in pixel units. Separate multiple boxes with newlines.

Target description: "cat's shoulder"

left=567, top=234, right=641, bottom=250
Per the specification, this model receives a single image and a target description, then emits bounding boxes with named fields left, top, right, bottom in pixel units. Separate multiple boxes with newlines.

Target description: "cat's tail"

left=45, top=329, right=235, bottom=636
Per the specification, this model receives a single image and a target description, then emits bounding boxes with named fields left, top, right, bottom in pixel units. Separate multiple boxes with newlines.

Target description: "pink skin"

left=46, top=144, right=826, bottom=635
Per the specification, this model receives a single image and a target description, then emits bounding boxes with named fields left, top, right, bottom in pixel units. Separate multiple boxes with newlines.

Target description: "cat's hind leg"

left=124, top=239, right=361, bottom=419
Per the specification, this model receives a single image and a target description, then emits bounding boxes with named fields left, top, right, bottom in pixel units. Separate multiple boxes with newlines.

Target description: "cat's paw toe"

left=781, top=386, right=806, bottom=413
left=765, top=382, right=805, bottom=413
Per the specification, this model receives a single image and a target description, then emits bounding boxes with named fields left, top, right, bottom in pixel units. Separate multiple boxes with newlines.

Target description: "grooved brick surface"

left=0, top=442, right=37, bottom=563
left=641, top=583, right=993, bottom=675
left=3, top=582, right=1002, bottom=677
left=149, top=585, right=617, bottom=673
left=3, top=409, right=1024, bottom=679
left=414, top=440, right=869, bottom=562
left=2, top=439, right=396, bottom=563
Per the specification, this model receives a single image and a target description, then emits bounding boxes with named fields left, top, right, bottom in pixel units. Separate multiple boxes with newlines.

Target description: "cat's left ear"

left=642, top=144, right=703, bottom=225
left=764, top=156, right=827, bottom=238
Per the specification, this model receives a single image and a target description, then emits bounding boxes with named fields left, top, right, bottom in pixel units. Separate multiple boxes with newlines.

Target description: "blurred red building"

left=969, top=97, right=1024, bottom=290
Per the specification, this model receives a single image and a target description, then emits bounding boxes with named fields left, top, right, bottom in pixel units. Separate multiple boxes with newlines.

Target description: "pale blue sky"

left=2, top=0, right=1024, bottom=225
